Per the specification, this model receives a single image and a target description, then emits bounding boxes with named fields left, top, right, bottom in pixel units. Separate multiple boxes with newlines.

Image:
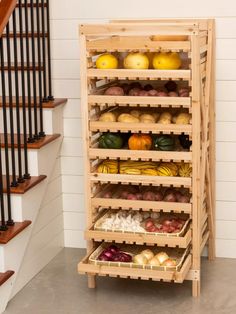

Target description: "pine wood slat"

left=0, top=221, right=31, bottom=244
left=86, top=36, right=191, bottom=52
left=87, top=69, right=191, bottom=80
left=80, top=23, right=199, bottom=36
left=0, top=271, right=14, bottom=286
left=90, top=173, right=192, bottom=188
left=90, top=121, right=192, bottom=135
left=78, top=250, right=192, bottom=283
left=88, top=95, right=191, bottom=108
left=89, top=148, right=192, bottom=163
left=91, top=198, right=192, bottom=214
left=85, top=227, right=191, bottom=248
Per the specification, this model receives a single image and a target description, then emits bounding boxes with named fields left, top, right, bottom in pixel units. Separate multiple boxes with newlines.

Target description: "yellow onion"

left=155, top=252, right=169, bottom=265
left=162, top=258, right=177, bottom=267
left=148, top=257, right=161, bottom=266
left=133, top=254, right=148, bottom=265
left=141, top=249, right=154, bottom=261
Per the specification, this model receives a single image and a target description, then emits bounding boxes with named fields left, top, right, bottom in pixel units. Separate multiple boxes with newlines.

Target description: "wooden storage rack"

left=78, top=19, right=215, bottom=297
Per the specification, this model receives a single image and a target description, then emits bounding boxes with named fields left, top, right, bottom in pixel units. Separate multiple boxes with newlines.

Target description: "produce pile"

left=103, top=81, right=189, bottom=97
left=96, top=210, right=188, bottom=235
left=96, top=245, right=180, bottom=268
left=97, top=160, right=192, bottom=177
left=99, top=109, right=191, bottom=125
left=101, top=185, right=191, bottom=203
left=96, top=52, right=183, bottom=70
left=98, top=133, right=192, bottom=151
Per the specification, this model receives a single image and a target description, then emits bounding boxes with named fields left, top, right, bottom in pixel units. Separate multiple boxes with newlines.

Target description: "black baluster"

left=0, top=37, right=14, bottom=226
left=6, top=24, right=18, bottom=187
left=36, top=0, right=45, bottom=137
left=30, top=0, right=39, bottom=140
left=12, top=10, right=24, bottom=183
left=0, top=132, right=7, bottom=231
left=41, top=0, right=48, bottom=102
left=19, top=0, right=30, bottom=179
left=45, top=0, right=54, bottom=101
left=24, top=0, right=34, bottom=143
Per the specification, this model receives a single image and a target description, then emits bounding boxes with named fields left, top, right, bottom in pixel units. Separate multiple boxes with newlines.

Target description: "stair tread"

left=0, top=97, right=67, bottom=109
left=3, top=175, right=47, bottom=194
left=0, top=134, right=61, bottom=149
left=0, top=270, right=15, bottom=286
left=0, top=221, right=31, bottom=244
left=1, top=63, right=44, bottom=71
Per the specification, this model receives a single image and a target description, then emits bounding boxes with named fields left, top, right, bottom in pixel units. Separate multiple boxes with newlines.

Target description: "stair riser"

left=0, top=106, right=63, bottom=135
left=0, top=274, right=14, bottom=314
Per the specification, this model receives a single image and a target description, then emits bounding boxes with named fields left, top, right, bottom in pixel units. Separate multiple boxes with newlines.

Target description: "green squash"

left=99, top=133, right=123, bottom=149
left=153, top=135, right=175, bottom=151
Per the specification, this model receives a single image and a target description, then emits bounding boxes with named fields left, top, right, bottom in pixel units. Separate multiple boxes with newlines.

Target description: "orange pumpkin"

left=128, top=134, right=152, bottom=150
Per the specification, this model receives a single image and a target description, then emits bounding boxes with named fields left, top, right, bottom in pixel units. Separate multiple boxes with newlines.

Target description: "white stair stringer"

left=0, top=136, right=63, bottom=313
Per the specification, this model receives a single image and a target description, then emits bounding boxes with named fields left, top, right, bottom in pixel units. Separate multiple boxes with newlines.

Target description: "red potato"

left=129, top=82, right=142, bottom=90
left=168, top=226, right=176, bottom=233
left=178, top=88, right=189, bottom=94
left=136, top=193, right=143, bottom=200
left=148, top=89, right=159, bottom=96
left=127, top=193, right=138, bottom=200
left=178, top=195, right=190, bottom=203
left=179, top=91, right=189, bottom=97
left=143, top=191, right=156, bottom=201
left=155, top=191, right=164, bottom=201
left=174, top=191, right=183, bottom=201
left=104, top=86, right=124, bottom=96
left=163, top=193, right=177, bottom=202
left=147, top=225, right=157, bottom=233
left=157, top=91, right=168, bottom=97
left=120, top=191, right=129, bottom=199
left=143, top=84, right=154, bottom=91
left=120, top=83, right=130, bottom=95
left=103, top=191, right=112, bottom=199
left=162, top=225, right=170, bottom=233
left=129, top=88, right=141, bottom=96
left=165, top=80, right=177, bottom=92
left=162, top=219, right=172, bottom=227
left=168, top=91, right=179, bottom=97
left=138, top=90, right=149, bottom=96
left=145, top=219, right=154, bottom=229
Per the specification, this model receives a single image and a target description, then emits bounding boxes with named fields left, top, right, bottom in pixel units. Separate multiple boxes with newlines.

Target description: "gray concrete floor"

left=5, top=248, right=236, bottom=314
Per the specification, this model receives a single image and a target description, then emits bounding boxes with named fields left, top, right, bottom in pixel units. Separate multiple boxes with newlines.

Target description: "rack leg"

left=88, top=275, right=96, bottom=289
left=208, top=236, right=216, bottom=261
left=192, top=280, right=200, bottom=297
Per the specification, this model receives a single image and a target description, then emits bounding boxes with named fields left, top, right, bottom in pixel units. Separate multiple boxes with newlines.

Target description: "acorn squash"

left=153, top=135, right=175, bottom=151
left=99, top=133, right=123, bottom=149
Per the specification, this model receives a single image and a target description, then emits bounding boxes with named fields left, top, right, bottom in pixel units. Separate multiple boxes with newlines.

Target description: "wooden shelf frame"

left=78, top=19, right=215, bottom=296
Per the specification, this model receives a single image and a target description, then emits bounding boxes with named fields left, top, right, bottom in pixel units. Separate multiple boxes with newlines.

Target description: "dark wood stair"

left=0, top=221, right=31, bottom=244
left=0, top=271, right=14, bottom=286
left=3, top=175, right=46, bottom=194
left=0, top=98, right=67, bottom=109
left=0, top=134, right=60, bottom=149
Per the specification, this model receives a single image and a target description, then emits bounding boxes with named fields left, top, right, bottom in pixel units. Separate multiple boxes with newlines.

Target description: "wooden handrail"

left=0, top=0, right=17, bottom=37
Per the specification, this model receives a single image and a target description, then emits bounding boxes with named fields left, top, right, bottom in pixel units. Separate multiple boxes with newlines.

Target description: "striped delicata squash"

left=97, top=160, right=119, bottom=174
left=178, top=162, right=192, bottom=177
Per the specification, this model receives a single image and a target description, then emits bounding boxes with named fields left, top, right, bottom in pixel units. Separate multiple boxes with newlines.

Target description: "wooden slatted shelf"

left=88, top=95, right=191, bottom=108
left=78, top=249, right=192, bottom=283
left=91, top=198, right=192, bottom=214
left=90, top=173, right=192, bottom=188
left=85, top=227, right=192, bottom=248
left=90, top=121, right=192, bottom=135
left=87, top=69, right=191, bottom=80
left=89, top=148, right=192, bottom=163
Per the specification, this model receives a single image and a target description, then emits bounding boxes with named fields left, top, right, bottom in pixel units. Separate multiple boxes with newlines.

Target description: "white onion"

left=141, top=249, right=154, bottom=261
left=133, top=254, right=148, bottom=265
left=155, top=252, right=169, bottom=265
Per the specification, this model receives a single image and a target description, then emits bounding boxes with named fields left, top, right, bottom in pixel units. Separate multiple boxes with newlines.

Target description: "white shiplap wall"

left=51, top=0, right=236, bottom=257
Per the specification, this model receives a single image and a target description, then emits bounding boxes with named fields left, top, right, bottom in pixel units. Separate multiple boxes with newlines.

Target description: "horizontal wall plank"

left=51, top=0, right=236, bottom=19
left=52, top=60, right=80, bottom=79
left=61, top=156, right=84, bottom=175
left=61, top=137, right=83, bottom=157
left=64, top=118, right=82, bottom=138
left=62, top=175, right=84, bottom=194
left=52, top=40, right=80, bottom=60
left=216, top=201, right=236, bottom=221
left=63, top=99, right=81, bottom=119
left=216, top=182, right=236, bottom=201
left=64, top=230, right=86, bottom=248
left=216, top=122, right=236, bottom=142
left=63, top=193, right=85, bottom=212
left=216, top=220, right=236, bottom=240
left=216, top=162, right=236, bottom=182
left=216, top=102, right=236, bottom=122
left=216, top=142, right=236, bottom=162
left=53, top=79, right=80, bottom=98
left=63, top=212, right=85, bottom=230
left=216, top=239, right=236, bottom=258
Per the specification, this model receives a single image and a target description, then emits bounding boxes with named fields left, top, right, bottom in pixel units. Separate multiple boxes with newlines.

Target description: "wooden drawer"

left=78, top=248, right=192, bottom=283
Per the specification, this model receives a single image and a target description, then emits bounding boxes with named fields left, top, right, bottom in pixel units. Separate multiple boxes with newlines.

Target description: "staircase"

left=0, top=0, right=67, bottom=312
